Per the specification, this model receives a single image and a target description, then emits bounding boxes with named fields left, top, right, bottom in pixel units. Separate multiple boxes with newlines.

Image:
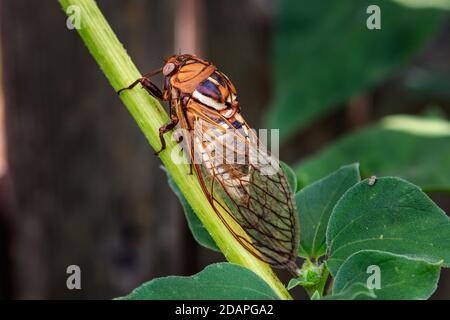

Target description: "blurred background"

left=0, top=0, right=449, bottom=299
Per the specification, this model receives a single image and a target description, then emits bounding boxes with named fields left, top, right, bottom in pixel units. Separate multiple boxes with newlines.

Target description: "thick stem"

left=58, top=0, right=291, bottom=300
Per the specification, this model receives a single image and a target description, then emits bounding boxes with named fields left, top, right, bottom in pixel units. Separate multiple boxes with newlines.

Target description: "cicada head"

left=162, top=54, right=197, bottom=77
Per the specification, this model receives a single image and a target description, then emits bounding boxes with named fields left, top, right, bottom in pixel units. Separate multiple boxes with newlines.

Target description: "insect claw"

left=117, top=88, right=127, bottom=95
left=117, top=78, right=143, bottom=95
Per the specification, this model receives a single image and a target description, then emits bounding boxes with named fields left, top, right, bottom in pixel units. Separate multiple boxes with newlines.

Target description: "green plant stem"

left=316, top=264, right=329, bottom=297
left=59, top=0, right=292, bottom=300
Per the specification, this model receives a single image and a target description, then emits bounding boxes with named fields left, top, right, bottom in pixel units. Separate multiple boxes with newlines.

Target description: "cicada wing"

left=186, top=106, right=299, bottom=269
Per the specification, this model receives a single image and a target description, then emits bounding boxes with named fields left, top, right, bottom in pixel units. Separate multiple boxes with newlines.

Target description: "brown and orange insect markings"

left=119, top=54, right=299, bottom=275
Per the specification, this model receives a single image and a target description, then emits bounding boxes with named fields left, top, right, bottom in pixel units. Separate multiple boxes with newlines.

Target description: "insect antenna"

left=142, top=67, right=163, bottom=79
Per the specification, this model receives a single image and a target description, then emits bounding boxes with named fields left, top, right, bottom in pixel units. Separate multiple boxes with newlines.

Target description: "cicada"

left=119, top=54, right=299, bottom=275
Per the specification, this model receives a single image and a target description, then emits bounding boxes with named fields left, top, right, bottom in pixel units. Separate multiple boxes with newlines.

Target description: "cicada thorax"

left=176, top=67, right=250, bottom=197
left=169, top=56, right=215, bottom=94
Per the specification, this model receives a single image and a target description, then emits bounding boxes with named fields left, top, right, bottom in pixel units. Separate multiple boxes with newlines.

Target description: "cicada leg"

left=118, top=71, right=178, bottom=156
left=155, top=113, right=179, bottom=155
left=117, top=77, right=164, bottom=99
left=117, top=67, right=163, bottom=97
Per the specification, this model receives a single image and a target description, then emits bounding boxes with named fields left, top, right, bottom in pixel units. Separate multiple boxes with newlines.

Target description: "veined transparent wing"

left=181, top=101, right=299, bottom=272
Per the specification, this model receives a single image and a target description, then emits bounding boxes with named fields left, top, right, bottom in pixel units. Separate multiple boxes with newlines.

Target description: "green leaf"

left=119, top=263, right=279, bottom=300
left=296, top=164, right=360, bottom=258
left=310, top=291, right=321, bottom=300
left=281, top=161, right=298, bottom=192
left=326, top=177, right=450, bottom=275
left=333, top=250, right=441, bottom=300
left=165, top=170, right=219, bottom=252
left=267, top=0, right=447, bottom=139
left=295, top=115, right=450, bottom=192
left=321, top=283, right=376, bottom=300
left=288, top=261, right=329, bottom=297
left=287, top=278, right=305, bottom=290
left=392, top=0, right=450, bottom=10
left=287, top=264, right=322, bottom=289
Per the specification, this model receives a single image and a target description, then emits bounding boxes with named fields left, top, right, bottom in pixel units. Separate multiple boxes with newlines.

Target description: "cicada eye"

left=162, top=62, right=176, bottom=76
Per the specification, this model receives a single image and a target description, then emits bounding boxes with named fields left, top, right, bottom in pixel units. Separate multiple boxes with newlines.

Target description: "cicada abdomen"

left=119, top=54, right=299, bottom=275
